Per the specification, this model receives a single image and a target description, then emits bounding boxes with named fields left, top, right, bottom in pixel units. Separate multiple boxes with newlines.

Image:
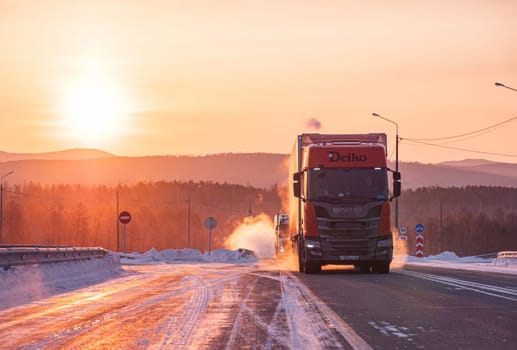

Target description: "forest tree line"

left=1, top=181, right=282, bottom=253
left=1, top=182, right=516, bottom=256
left=398, top=186, right=517, bottom=256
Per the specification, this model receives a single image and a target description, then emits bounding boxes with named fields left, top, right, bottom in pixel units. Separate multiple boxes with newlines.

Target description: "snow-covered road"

left=1, top=248, right=516, bottom=349
left=0, top=259, right=364, bottom=349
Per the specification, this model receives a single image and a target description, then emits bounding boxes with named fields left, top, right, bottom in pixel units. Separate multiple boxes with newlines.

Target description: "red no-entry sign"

left=119, top=211, right=131, bottom=224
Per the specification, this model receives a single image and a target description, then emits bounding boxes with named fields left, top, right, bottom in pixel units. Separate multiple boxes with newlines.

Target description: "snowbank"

left=0, top=248, right=256, bottom=310
left=402, top=251, right=490, bottom=263
left=121, top=248, right=258, bottom=265
left=0, top=253, right=122, bottom=310
left=2, top=248, right=515, bottom=311
left=397, top=251, right=517, bottom=275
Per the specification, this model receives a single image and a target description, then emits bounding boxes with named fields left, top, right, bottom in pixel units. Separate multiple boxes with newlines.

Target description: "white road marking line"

left=289, top=272, right=374, bottom=350
left=397, top=270, right=517, bottom=302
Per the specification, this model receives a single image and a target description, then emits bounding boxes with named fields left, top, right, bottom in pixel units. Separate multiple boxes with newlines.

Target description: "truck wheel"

left=372, top=262, right=390, bottom=274
left=300, top=246, right=308, bottom=273
left=297, top=244, right=304, bottom=272
left=300, top=248, right=321, bottom=274
left=305, top=263, right=321, bottom=274
left=355, top=264, right=371, bottom=273
left=298, top=258, right=304, bottom=272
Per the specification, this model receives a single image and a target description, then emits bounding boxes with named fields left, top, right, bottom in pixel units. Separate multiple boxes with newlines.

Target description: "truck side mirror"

left=392, top=180, right=401, bottom=199
left=293, top=172, right=302, bottom=198
left=390, top=171, right=401, bottom=200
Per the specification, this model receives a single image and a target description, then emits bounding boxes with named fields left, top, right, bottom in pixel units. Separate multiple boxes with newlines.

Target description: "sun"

left=58, top=62, right=130, bottom=147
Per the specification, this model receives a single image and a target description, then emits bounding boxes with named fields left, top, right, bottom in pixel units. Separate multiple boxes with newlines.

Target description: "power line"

left=398, top=115, right=517, bottom=158
left=403, top=116, right=517, bottom=142
left=403, top=139, right=517, bottom=157
left=429, top=122, right=509, bottom=145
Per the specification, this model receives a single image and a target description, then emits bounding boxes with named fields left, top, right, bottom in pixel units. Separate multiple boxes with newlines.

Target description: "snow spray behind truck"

left=289, top=133, right=401, bottom=273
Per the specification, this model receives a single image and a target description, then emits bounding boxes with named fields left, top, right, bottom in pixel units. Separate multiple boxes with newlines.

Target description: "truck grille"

left=317, top=216, right=379, bottom=256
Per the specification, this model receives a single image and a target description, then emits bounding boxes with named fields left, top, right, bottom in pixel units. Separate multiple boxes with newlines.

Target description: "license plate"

left=340, top=255, right=359, bottom=260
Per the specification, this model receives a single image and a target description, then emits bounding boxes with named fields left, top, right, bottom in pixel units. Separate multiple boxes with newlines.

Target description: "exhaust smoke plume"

left=225, top=214, right=275, bottom=259
left=306, top=117, right=322, bottom=130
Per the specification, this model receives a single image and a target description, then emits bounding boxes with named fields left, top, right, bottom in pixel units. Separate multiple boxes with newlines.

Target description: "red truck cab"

left=290, top=134, right=401, bottom=273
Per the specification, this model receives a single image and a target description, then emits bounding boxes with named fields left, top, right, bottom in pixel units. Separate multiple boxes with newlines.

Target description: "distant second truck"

left=274, top=213, right=289, bottom=255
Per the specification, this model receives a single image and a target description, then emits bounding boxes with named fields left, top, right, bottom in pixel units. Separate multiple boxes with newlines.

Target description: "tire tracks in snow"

left=221, top=269, right=371, bottom=350
left=156, top=275, right=211, bottom=349
left=0, top=264, right=372, bottom=349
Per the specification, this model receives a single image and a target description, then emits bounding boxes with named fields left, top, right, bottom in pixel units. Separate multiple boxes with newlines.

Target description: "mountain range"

left=1, top=149, right=516, bottom=189
left=0, top=149, right=113, bottom=162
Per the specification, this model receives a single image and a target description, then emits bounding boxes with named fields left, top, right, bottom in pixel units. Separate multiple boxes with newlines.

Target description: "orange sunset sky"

left=1, top=0, right=516, bottom=164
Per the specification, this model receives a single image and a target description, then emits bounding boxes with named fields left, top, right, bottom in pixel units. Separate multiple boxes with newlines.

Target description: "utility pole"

left=440, top=199, right=443, bottom=253
left=0, top=180, right=3, bottom=245
left=0, top=171, right=14, bottom=245
left=187, top=196, right=191, bottom=248
left=116, top=186, right=120, bottom=252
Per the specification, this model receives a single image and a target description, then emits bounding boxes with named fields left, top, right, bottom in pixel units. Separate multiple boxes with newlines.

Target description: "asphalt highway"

left=297, top=264, right=517, bottom=349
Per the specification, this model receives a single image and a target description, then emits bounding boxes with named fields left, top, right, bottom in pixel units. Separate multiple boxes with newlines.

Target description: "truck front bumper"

left=305, top=236, right=393, bottom=265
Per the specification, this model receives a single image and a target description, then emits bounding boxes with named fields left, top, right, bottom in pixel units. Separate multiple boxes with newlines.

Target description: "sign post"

left=119, top=211, right=131, bottom=256
left=415, top=223, right=425, bottom=258
left=204, top=216, right=217, bottom=255
left=399, top=226, right=408, bottom=240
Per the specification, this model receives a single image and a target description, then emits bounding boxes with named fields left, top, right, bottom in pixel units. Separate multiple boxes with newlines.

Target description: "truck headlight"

left=305, top=240, right=321, bottom=249
left=377, top=239, right=392, bottom=248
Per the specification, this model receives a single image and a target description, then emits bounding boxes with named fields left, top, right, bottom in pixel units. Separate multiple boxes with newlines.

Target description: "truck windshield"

left=307, top=168, right=387, bottom=201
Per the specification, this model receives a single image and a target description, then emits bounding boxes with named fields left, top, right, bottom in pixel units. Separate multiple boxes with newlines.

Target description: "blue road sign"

left=415, top=223, right=425, bottom=233
left=204, top=216, right=217, bottom=230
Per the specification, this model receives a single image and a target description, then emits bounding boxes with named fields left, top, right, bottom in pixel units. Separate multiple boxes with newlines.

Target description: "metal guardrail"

left=497, top=251, right=517, bottom=259
left=0, top=246, right=108, bottom=269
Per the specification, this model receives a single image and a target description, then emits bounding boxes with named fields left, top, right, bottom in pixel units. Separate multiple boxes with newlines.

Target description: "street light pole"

left=1, top=171, right=14, bottom=244
left=495, top=82, right=517, bottom=92
left=372, top=113, right=399, bottom=228
left=495, top=81, right=516, bottom=251
left=116, top=186, right=120, bottom=252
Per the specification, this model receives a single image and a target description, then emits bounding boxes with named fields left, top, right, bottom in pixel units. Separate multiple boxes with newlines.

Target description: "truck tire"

left=300, top=244, right=308, bottom=273
left=291, top=239, right=301, bottom=271
left=305, top=263, right=321, bottom=274
left=355, top=264, right=371, bottom=273
left=300, top=246, right=321, bottom=274
left=372, top=261, right=390, bottom=274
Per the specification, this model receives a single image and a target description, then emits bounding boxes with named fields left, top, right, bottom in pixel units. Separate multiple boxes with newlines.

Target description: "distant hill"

left=398, top=161, right=517, bottom=189
left=0, top=153, right=287, bottom=189
left=438, top=159, right=517, bottom=179
left=439, top=159, right=497, bottom=167
left=0, top=149, right=113, bottom=162
left=0, top=150, right=516, bottom=189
